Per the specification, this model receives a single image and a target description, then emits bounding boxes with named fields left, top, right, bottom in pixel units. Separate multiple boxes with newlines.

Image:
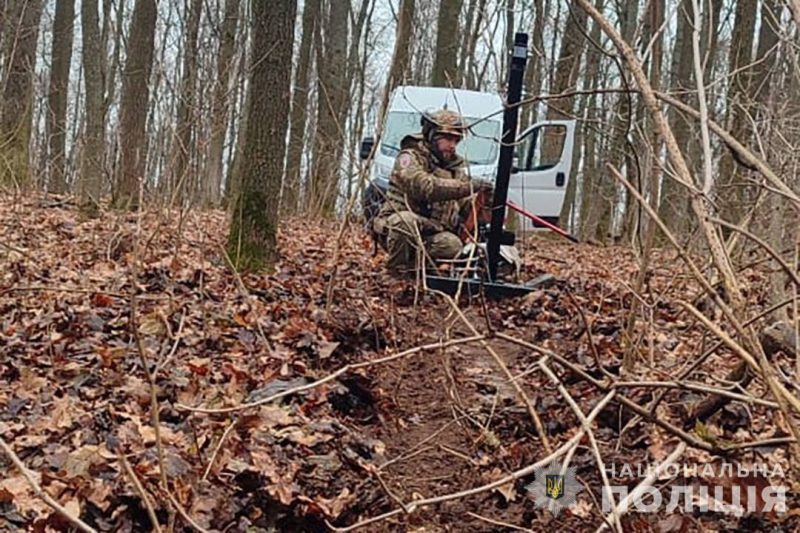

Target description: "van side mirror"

left=511, top=155, right=520, bottom=174
left=360, top=137, right=375, bottom=160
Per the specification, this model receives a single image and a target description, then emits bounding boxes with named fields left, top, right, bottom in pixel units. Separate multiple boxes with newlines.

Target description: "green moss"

left=227, top=189, right=278, bottom=273
left=0, top=133, right=30, bottom=188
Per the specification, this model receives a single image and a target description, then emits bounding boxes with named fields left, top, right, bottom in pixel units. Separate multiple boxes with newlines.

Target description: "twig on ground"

left=177, top=335, right=485, bottom=414
left=565, top=289, right=615, bottom=381
left=0, top=285, right=133, bottom=299
left=0, top=436, right=97, bottom=533
left=325, top=392, right=616, bottom=532
left=432, top=291, right=553, bottom=453
left=595, top=442, right=686, bottom=532
left=465, top=511, right=533, bottom=532
left=218, top=243, right=273, bottom=354
left=118, top=452, right=162, bottom=532
left=157, top=311, right=186, bottom=372
left=495, top=332, right=719, bottom=452
left=539, top=360, right=622, bottom=533
left=614, top=380, right=779, bottom=408
left=164, top=491, right=212, bottom=533
left=202, top=419, right=238, bottom=481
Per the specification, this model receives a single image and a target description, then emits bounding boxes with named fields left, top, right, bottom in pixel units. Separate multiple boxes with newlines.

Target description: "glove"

left=470, top=178, right=494, bottom=192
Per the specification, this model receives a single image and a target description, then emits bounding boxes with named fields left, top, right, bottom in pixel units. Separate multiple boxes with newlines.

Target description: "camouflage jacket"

left=378, top=134, right=472, bottom=233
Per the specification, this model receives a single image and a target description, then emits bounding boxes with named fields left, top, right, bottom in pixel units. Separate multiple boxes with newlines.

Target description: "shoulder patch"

left=398, top=153, right=413, bottom=168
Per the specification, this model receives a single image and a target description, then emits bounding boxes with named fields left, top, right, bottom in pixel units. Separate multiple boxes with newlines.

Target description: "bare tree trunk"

left=228, top=0, right=296, bottom=271
left=169, top=0, right=202, bottom=204
left=457, top=0, right=477, bottom=88
left=717, top=0, right=757, bottom=225
left=431, top=0, right=462, bottom=87
left=46, top=0, right=75, bottom=194
left=114, top=0, right=157, bottom=208
left=463, top=0, right=487, bottom=89
left=204, top=0, right=239, bottom=207
left=382, top=0, right=414, bottom=110
left=283, top=0, right=319, bottom=214
left=223, top=0, right=250, bottom=206
left=520, top=0, right=545, bottom=130
left=79, top=0, right=104, bottom=216
left=542, top=4, right=588, bottom=226
left=0, top=0, right=43, bottom=188
left=587, top=0, right=638, bottom=242
left=310, top=0, right=350, bottom=217
left=502, top=0, right=514, bottom=77
left=104, top=0, right=125, bottom=120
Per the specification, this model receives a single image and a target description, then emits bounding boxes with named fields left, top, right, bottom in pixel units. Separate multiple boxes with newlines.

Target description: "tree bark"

left=204, top=0, right=240, bottom=207
left=520, top=0, right=545, bottom=131
left=310, top=0, right=350, bottom=217
left=227, top=0, right=296, bottom=272
left=543, top=4, right=587, bottom=226
left=577, top=0, right=605, bottom=239
left=283, top=0, right=319, bottom=214
left=587, top=0, right=638, bottom=242
left=717, top=0, right=757, bottom=225
left=46, top=0, right=75, bottom=194
left=114, top=0, right=157, bottom=208
left=658, top=0, right=693, bottom=237
left=380, top=0, right=415, bottom=119
left=0, top=0, right=43, bottom=188
left=168, top=0, right=202, bottom=204
left=79, top=0, right=104, bottom=216
left=431, top=0, right=462, bottom=87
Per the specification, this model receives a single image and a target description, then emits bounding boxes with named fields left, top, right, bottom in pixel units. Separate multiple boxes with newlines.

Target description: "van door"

left=507, top=120, right=576, bottom=228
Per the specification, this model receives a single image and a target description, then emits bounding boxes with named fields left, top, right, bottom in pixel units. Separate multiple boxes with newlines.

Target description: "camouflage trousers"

left=375, top=210, right=463, bottom=276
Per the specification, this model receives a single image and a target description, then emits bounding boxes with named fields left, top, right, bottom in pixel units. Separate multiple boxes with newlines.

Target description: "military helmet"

left=421, top=109, right=467, bottom=139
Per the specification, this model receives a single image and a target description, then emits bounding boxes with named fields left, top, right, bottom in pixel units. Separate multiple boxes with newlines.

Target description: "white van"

left=361, top=85, right=575, bottom=230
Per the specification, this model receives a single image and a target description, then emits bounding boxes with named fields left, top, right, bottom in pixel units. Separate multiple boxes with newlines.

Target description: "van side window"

left=519, top=124, right=567, bottom=171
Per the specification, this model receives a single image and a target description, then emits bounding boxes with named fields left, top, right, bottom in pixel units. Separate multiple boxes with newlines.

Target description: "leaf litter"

left=0, top=194, right=797, bottom=531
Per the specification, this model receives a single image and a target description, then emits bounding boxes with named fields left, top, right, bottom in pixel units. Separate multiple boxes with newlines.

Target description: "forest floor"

left=1, top=193, right=798, bottom=532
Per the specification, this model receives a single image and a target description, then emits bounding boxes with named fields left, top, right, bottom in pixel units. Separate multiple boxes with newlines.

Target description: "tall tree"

left=0, top=0, right=43, bottom=188
left=309, top=0, right=350, bottom=216
left=717, top=0, right=757, bottom=224
left=658, top=0, right=693, bottom=235
left=431, top=0, right=462, bottom=87
left=283, top=0, right=319, bottom=214
left=79, top=0, right=105, bottom=216
left=228, top=0, right=296, bottom=271
left=544, top=3, right=588, bottom=226
left=114, top=0, right=157, bottom=208
left=204, top=0, right=239, bottom=207
left=502, top=0, right=514, bottom=76
left=589, top=0, right=638, bottom=242
left=46, top=0, right=75, bottom=194
left=383, top=0, right=414, bottom=103
left=578, top=0, right=605, bottom=239
left=169, top=0, right=202, bottom=202
left=520, top=0, right=545, bottom=130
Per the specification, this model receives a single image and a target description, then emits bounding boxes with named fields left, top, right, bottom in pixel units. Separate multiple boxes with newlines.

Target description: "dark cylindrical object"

left=488, top=32, right=527, bottom=281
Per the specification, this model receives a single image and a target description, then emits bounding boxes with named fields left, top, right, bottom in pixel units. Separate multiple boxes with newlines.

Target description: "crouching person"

left=372, top=109, right=493, bottom=277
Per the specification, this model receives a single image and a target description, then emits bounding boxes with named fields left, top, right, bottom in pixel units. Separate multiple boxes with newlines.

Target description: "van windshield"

left=380, top=111, right=501, bottom=166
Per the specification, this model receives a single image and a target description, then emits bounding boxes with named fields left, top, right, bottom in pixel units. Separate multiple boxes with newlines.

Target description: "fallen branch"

left=432, top=290, right=552, bottom=453
left=326, top=391, right=616, bottom=532
left=202, top=419, right=238, bottom=482
left=539, top=360, right=622, bottom=532
left=176, top=335, right=485, bottom=414
left=494, top=332, right=718, bottom=452
left=0, top=436, right=98, bottom=533
left=118, top=452, right=162, bottom=533
left=595, top=441, right=687, bottom=532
